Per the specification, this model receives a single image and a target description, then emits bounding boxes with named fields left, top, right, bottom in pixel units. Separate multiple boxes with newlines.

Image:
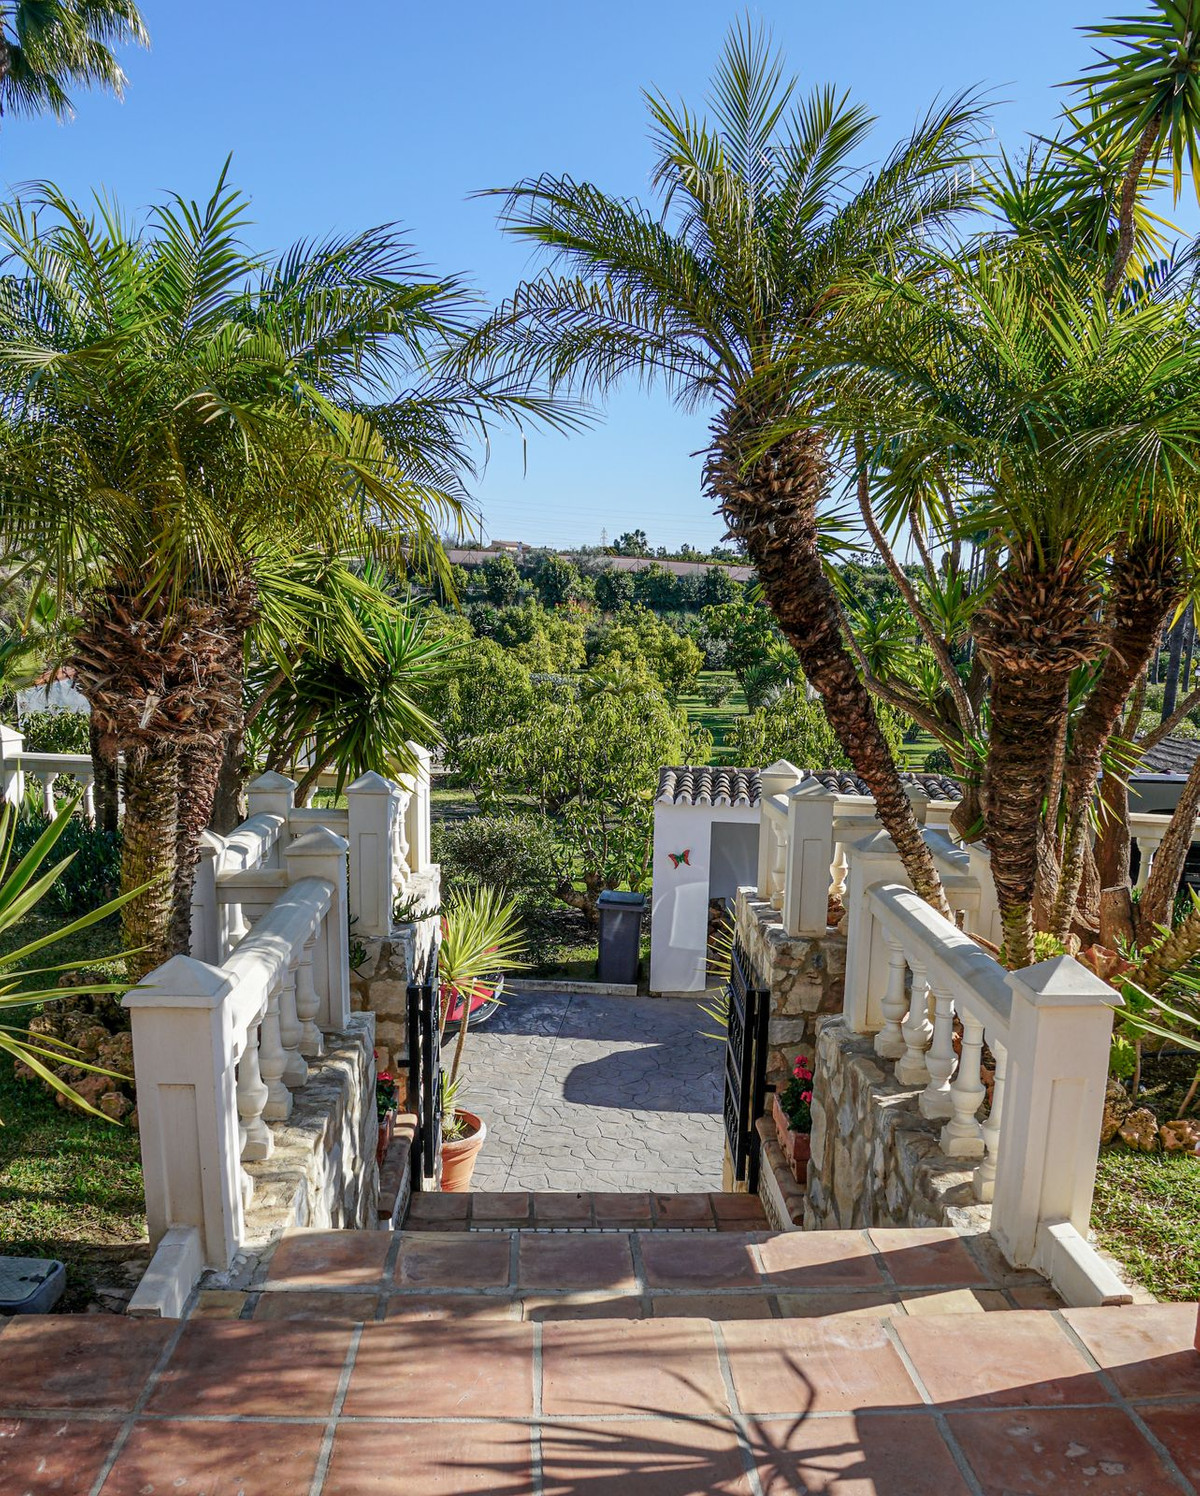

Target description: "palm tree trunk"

left=89, top=716, right=120, bottom=835
left=121, top=742, right=180, bottom=978
left=1137, top=751, right=1200, bottom=940
left=975, top=550, right=1102, bottom=967
left=211, top=723, right=246, bottom=834
left=708, top=417, right=949, bottom=918
left=169, top=739, right=225, bottom=955
left=1162, top=610, right=1187, bottom=722
left=1105, top=113, right=1163, bottom=299
left=1096, top=765, right=1135, bottom=949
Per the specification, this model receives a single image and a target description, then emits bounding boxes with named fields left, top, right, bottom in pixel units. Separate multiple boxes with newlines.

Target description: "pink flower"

left=800, top=1090, right=812, bottom=1104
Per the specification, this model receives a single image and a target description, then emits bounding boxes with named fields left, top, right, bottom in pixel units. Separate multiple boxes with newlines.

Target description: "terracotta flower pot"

left=376, top=1109, right=396, bottom=1168
left=772, top=1092, right=811, bottom=1182
left=440, top=1109, right=487, bottom=1192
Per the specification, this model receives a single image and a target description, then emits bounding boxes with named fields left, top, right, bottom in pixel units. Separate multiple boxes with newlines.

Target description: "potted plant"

left=436, top=885, right=527, bottom=1191
left=772, top=1054, right=814, bottom=1182
left=376, top=1063, right=399, bottom=1166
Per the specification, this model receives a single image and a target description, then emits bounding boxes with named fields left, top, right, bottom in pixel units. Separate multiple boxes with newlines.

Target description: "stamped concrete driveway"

left=457, top=988, right=724, bottom=1193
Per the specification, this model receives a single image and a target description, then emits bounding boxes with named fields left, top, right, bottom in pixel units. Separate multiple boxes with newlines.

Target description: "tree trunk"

left=1161, top=610, right=1187, bottom=722
left=169, top=739, right=226, bottom=955
left=974, top=548, right=1102, bottom=967
left=211, top=723, right=246, bottom=834
left=1137, top=751, right=1200, bottom=939
left=1105, top=113, right=1163, bottom=299
left=121, top=742, right=180, bottom=979
left=1050, top=537, right=1177, bottom=939
left=708, top=415, right=949, bottom=918
left=89, top=716, right=121, bottom=835
left=1096, top=768, right=1135, bottom=949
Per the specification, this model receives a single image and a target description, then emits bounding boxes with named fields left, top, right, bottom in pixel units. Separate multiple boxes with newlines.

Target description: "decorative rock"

left=1117, top=1107, right=1160, bottom=1153
left=1100, top=1079, right=1132, bottom=1145
left=1159, top=1119, right=1200, bottom=1153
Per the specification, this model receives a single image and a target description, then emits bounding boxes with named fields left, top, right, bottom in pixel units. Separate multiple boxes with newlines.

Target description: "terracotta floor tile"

left=1139, top=1404, right=1200, bottom=1485
left=0, top=1416, right=119, bottom=1492
left=265, top=1228, right=391, bottom=1287
left=774, top=1291, right=904, bottom=1320
left=593, top=1191, right=653, bottom=1226
left=253, top=1288, right=380, bottom=1322
left=397, top=1231, right=513, bottom=1288
left=104, top=1418, right=323, bottom=1494
left=948, top=1406, right=1180, bottom=1494
left=0, top=1316, right=171, bottom=1411
left=541, top=1318, right=727, bottom=1418
left=757, top=1231, right=885, bottom=1289
left=518, top=1232, right=636, bottom=1290
left=146, top=1320, right=351, bottom=1417
left=653, top=1293, right=777, bottom=1320
left=405, top=1193, right=472, bottom=1229
left=867, top=1227, right=992, bottom=1288
left=749, top=1411, right=970, bottom=1495
left=1063, top=1304, right=1200, bottom=1401
left=472, top=1192, right=532, bottom=1226
left=541, top=1416, right=749, bottom=1495
left=521, top=1292, right=645, bottom=1321
left=653, top=1193, right=715, bottom=1227
left=712, top=1194, right=769, bottom=1229
left=899, top=1289, right=990, bottom=1317
left=345, top=1321, right=534, bottom=1418
left=384, top=1292, right=521, bottom=1321
left=722, top=1318, right=921, bottom=1415
left=895, top=1311, right=1108, bottom=1408
left=639, top=1233, right=759, bottom=1289
left=532, top=1191, right=594, bottom=1225
left=324, top=1420, right=533, bottom=1494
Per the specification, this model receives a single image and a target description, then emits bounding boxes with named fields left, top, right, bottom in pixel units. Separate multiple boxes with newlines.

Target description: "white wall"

left=650, top=803, right=759, bottom=994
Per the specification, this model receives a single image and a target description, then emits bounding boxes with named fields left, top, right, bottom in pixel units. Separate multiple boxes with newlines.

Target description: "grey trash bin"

left=596, top=890, right=646, bottom=985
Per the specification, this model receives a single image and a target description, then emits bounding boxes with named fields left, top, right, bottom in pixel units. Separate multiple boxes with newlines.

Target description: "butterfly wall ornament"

left=668, top=849, right=691, bottom=868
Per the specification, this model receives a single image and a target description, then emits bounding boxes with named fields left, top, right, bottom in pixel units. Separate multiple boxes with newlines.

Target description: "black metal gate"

left=406, top=951, right=442, bottom=1190
left=723, top=937, right=770, bottom=1191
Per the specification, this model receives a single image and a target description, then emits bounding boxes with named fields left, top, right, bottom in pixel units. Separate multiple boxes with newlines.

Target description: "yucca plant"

left=437, top=885, right=527, bottom=1141
left=0, top=794, right=147, bottom=1120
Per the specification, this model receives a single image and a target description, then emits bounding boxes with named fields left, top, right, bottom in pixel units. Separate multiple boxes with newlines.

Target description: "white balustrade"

left=1129, top=810, right=1199, bottom=892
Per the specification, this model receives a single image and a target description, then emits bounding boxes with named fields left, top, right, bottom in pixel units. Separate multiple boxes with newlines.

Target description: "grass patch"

left=681, top=671, right=748, bottom=763
left=1091, top=1147, right=1200, bottom=1301
left=0, top=912, right=146, bottom=1310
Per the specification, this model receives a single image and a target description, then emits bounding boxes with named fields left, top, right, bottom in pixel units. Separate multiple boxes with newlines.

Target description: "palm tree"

left=468, top=21, right=985, bottom=915
left=0, top=0, right=147, bottom=120
left=829, top=235, right=1200, bottom=964
left=0, top=168, right=556, bottom=973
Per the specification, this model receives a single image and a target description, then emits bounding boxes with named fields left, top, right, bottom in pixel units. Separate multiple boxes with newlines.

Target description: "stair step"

left=402, top=1189, right=768, bottom=1232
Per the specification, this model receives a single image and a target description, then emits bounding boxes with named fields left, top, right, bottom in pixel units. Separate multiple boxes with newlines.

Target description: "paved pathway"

left=457, top=989, right=724, bottom=1193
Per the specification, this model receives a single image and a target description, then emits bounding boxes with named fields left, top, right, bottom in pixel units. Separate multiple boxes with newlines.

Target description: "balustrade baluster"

left=875, top=932, right=908, bottom=1060
left=278, top=961, right=307, bottom=1088
left=830, top=839, right=849, bottom=905
left=895, top=958, right=933, bottom=1085
left=259, top=978, right=292, bottom=1120
left=237, top=1023, right=272, bottom=1162
left=942, top=1011, right=986, bottom=1156
left=919, top=984, right=957, bottom=1119
left=770, top=825, right=786, bottom=911
left=82, top=781, right=96, bottom=824
left=40, top=773, right=56, bottom=818
left=974, top=1041, right=1006, bottom=1202
left=295, top=930, right=323, bottom=1058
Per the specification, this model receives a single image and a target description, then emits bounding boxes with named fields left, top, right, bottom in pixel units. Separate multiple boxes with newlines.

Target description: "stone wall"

left=804, top=1014, right=989, bottom=1235
left=242, top=1013, right=381, bottom=1250
left=734, top=888, right=847, bottom=1088
left=350, top=867, right=440, bottom=1075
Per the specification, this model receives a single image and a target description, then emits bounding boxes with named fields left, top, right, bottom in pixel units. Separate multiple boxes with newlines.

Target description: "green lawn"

left=681, top=671, right=748, bottom=763
left=1091, top=1148, right=1200, bottom=1301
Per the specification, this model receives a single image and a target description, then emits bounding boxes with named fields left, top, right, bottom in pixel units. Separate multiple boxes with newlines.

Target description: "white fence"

left=123, top=758, right=431, bottom=1289
left=0, top=723, right=106, bottom=821
left=757, top=764, right=1162, bottom=1307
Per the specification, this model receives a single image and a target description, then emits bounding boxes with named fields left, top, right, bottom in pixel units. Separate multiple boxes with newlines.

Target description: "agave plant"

left=436, top=885, right=527, bottom=1139
left=0, top=794, right=147, bottom=1119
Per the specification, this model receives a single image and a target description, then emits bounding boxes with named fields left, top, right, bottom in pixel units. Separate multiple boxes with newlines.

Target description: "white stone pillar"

left=782, top=780, right=837, bottom=938
left=286, top=825, right=351, bottom=1032
left=345, top=770, right=397, bottom=939
left=190, top=831, right=225, bottom=964
left=123, top=955, right=242, bottom=1270
left=756, top=759, right=802, bottom=896
left=990, top=956, right=1120, bottom=1270
left=0, top=724, right=24, bottom=806
left=246, top=771, right=298, bottom=864
left=404, top=742, right=432, bottom=874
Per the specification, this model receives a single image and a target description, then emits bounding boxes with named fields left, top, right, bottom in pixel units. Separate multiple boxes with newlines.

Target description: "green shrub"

left=701, top=678, right=733, bottom=708
left=11, top=810, right=122, bottom=916
left=20, top=711, right=90, bottom=754
left=923, top=746, right=955, bottom=773
left=432, top=813, right=562, bottom=961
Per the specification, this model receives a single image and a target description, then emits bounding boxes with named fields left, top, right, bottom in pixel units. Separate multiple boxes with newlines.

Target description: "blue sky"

left=5, top=1, right=1185, bottom=550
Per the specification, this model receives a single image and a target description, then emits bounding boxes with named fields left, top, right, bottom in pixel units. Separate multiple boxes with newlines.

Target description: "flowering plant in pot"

left=376, top=1063, right=399, bottom=1166
left=437, top=885, right=527, bottom=1191
left=772, top=1055, right=814, bottom=1182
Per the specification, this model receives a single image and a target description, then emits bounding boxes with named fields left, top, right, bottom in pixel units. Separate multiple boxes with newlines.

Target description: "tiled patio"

left=0, top=1248, right=1197, bottom=1494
